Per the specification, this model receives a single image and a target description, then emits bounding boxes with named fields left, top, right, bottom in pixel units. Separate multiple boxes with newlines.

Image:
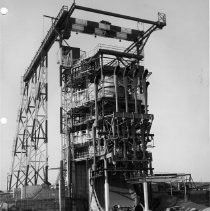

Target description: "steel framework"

left=8, top=3, right=166, bottom=211
left=58, top=6, right=166, bottom=210
left=9, top=55, right=48, bottom=190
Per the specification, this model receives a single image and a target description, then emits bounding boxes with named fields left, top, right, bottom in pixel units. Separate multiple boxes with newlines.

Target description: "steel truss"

left=59, top=44, right=154, bottom=202
left=9, top=55, right=48, bottom=190
left=8, top=5, right=166, bottom=208
left=57, top=5, right=166, bottom=210
left=59, top=14, right=166, bottom=199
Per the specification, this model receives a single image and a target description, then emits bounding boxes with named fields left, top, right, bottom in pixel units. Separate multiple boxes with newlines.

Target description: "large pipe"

left=133, top=68, right=138, bottom=113
left=112, top=116, right=116, bottom=156
left=100, top=55, right=105, bottom=97
left=113, top=66, right=120, bottom=152
left=143, top=181, right=149, bottom=211
left=123, top=67, right=129, bottom=113
left=123, top=67, right=128, bottom=159
left=94, top=77, right=99, bottom=125
left=114, top=66, right=119, bottom=112
left=92, top=126, right=96, bottom=171
left=104, top=158, right=110, bottom=211
left=92, top=76, right=99, bottom=170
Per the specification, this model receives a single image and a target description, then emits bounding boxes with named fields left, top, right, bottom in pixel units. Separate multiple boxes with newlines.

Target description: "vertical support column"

left=94, top=77, right=99, bottom=125
left=112, top=115, right=116, bottom=156
left=177, top=182, right=180, bottom=191
left=59, top=38, right=64, bottom=161
left=133, top=68, right=138, bottom=113
left=92, top=76, right=99, bottom=171
left=141, top=120, right=146, bottom=161
left=132, top=123, right=137, bottom=160
left=104, top=158, right=109, bottom=211
left=67, top=132, right=71, bottom=197
left=58, top=38, right=68, bottom=210
left=142, top=69, right=149, bottom=114
left=100, top=54, right=105, bottom=97
left=132, top=67, right=138, bottom=160
left=16, top=170, right=20, bottom=188
left=92, top=126, right=96, bottom=171
left=71, top=133, right=76, bottom=211
left=25, top=165, right=29, bottom=186
left=45, top=53, right=49, bottom=185
left=59, top=38, right=69, bottom=195
left=170, top=182, right=173, bottom=196
left=143, top=181, right=149, bottom=211
left=142, top=79, right=147, bottom=114
left=145, top=81, right=150, bottom=114
left=59, top=160, right=65, bottom=211
left=184, top=181, right=188, bottom=202
left=114, top=66, right=119, bottom=113
left=123, top=58, right=130, bottom=150
left=123, top=67, right=129, bottom=113
left=59, top=180, right=62, bottom=211
left=122, top=128, right=127, bottom=159
left=138, top=77, right=142, bottom=114
left=149, top=160, right=153, bottom=175
left=113, top=66, right=119, bottom=154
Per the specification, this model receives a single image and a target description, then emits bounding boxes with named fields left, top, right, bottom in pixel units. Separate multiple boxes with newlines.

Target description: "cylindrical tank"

left=98, top=75, right=124, bottom=98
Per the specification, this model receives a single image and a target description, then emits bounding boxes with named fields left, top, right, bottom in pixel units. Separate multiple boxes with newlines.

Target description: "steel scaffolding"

left=8, top=3, right=166, bottom=211
left=58, top=7, right=166, bottom=209
left=9, top=55, right=48, bottom=190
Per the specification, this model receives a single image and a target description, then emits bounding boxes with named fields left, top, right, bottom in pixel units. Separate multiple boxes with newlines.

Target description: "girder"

left=23, top=3, right=166, bottom=82
left=9, top=56, right=48, bottom=190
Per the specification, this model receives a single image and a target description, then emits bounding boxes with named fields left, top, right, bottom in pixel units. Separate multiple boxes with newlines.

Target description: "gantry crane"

left=8, top=3, right=166, bottom=211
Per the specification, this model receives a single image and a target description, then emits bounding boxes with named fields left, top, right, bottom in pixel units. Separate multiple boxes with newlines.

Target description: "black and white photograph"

left=0, top=0, right=209, bottom=210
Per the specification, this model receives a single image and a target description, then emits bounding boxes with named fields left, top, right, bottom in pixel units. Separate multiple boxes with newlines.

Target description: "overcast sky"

left=0, top=0, right=209, bottom=190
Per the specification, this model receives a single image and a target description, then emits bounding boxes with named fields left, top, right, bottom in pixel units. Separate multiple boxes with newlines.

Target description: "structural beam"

left=23, top=3, right=166, bottom=83
left=75, top=5, right=166, bottom=27
left=23, top=5, right=72, bottom=82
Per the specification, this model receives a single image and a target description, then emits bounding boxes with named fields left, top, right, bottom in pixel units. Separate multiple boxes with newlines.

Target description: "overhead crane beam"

left=74, top=4, right=166, bottom=27
left=23, top=3, right=166, bottom=82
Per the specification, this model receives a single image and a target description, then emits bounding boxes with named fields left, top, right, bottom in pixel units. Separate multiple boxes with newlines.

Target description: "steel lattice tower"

left=9, top=55, right=48, bottom=190
left=8, top=5, right=69, bottom=191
